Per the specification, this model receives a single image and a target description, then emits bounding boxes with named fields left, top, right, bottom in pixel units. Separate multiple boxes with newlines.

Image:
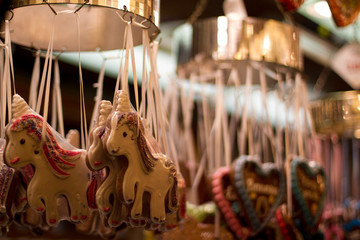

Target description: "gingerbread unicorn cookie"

left=104, top=90, right=178, bottom=228
left=87, top=100, right=128, bottom=228
left=4, top=94, right=90, bottom=226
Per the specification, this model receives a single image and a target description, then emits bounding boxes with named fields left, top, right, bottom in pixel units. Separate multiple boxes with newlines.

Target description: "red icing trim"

left=49, top=219, right=57, bottom=224
left=104, top=207, right=110, bottom=212
left=37, top=207, right=44, bottom=212
left=94, top=161, right=103, bottom=166
left=10, top=157, right=20, bottom=164
left=212, top=167, right=249, bottom=239
left=81, top=215, right=87, bottom=220
left=275, top=209, right=292, bottom=240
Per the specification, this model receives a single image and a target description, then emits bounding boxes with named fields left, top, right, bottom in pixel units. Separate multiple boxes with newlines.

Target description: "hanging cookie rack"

left=5, top=0, right=160, bottom=51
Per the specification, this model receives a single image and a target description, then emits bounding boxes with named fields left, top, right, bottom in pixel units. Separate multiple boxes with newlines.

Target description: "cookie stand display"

left=162, top=0, right=330, bottom=238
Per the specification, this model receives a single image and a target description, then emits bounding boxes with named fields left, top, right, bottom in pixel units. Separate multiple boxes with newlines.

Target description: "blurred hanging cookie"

left=103, top=90, right=178, bottom=229
left=4, top=94, right=90, bottom=226
left=87, top=100, right=129, bottom=228
left=327, top=0, right=360, bottom=27
left=289, top=157, right=326, bottom=235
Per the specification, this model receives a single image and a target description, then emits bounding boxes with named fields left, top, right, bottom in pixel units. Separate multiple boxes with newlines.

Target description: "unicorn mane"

left=10, top=114, right=81, bottom=177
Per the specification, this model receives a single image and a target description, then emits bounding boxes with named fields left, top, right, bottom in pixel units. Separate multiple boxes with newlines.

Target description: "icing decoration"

left=327, top=0, right=360, bottom=27
left=104, top=90, right=178, bottom=226
left=233, top=156, right=286, bottom=236
left=0, top=139, right=28, bottom=228
left=290, top=158, right=326, bottom=232
left=87, top=100, right=129, bottom=227
left=211, top=166, right=249, bottom=239
left=4, top=94, right=90, bottom=226
left=278, top=0, right=304, bottom=11
left=161, top=217, right=234, bottom=240
left=275, top=206, right=304, bottom=240
left=0, top=162, right=16, bottom=227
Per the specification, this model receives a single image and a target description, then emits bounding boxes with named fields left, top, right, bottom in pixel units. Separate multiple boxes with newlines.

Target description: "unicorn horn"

left=116, top=90, right=133, bottom=113
left=98, top=100, right=112, bottom=126
left=12, top=94, right=35, bottom=120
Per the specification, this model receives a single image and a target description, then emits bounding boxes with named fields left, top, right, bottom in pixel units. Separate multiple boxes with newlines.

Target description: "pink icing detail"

left=49, top=219, right=56, bottom=224
left=81, top=215, right=87, bottom=220
left=212, top=167, right=248, bottom=239
left=10, top=157, right=20, bottom=164
left=104, top=207, right=110, bottom=212
left=72, top=216, right=78, bottom=220
left=20, top=197, right=27, bottom=202
left=112, top=220, right=119, bottom=225
left=37, top=207, right=44, bottom=212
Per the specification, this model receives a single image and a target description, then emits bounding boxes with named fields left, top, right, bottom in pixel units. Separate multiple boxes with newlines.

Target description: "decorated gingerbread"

left=4, top=94, right=90, bottom=226
left=290, top=157, right=326, bottom=234
left=231, top=156, right=286, bottom=237
left=87, top=100, right=129, bottom=228
left=104, top=90, right=178, bottom=227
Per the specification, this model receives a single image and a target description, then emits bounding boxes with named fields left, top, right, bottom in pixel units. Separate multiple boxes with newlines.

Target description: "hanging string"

left=75, top=13, right=88, bottom=149
left=41, top=17, right=55, bottom=143
left=113, top=17, right=128, bottom=99
left=29, top=50, right=41, bottom=109
left=239, top=64, right=253, bottom=156
left=36, top=16, right=56, bottom=114
left=259, top=65, right=277, bottom=163
left=294, top=74, right=304, bottom=158
left=52, top=58, right=65, bottom=137
left=89, top=60, right=106, bottom=132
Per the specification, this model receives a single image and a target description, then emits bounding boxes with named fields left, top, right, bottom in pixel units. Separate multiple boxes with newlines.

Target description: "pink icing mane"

left=10, top=114, right=81, bottom=176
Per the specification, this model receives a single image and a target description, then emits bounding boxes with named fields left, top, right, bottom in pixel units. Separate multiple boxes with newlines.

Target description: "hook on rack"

left=5, top=9, right=14, bottom=21
left=43, top=0, right=57, bottom=15
left=74, top=0, right=89, bottom=14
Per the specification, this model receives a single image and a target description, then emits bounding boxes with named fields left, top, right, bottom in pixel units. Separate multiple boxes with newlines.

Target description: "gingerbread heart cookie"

left=328, top=0, right=360, bottom=27
left=212, top=166, right=249, bottom=238
left=290, top=158, right=326, bottom=232
left=233, top=156, right=286, bottom=236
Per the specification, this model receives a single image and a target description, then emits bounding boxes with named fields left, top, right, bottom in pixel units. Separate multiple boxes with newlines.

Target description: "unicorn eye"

left=34, top=150, right=39, bottom=155
left=123, top=132, right=127, bottom=138
left=20, top=139, right=25, bottom=144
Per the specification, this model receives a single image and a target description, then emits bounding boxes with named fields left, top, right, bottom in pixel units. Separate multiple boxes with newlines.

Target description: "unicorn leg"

left=66, top=190, right=89, bottom=223
left=96, top=181, right=114, bottom=215
left=43, top=196, right=59, bottom=226
left=107, top=195, right=126, bottom=227
left=130, top=183, right=143, bottom=219
left=27, top=191, right=46, bottom=214
left=121, top=172, right=136, bottom=204
left=150, top=191, right=166, bottom=224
